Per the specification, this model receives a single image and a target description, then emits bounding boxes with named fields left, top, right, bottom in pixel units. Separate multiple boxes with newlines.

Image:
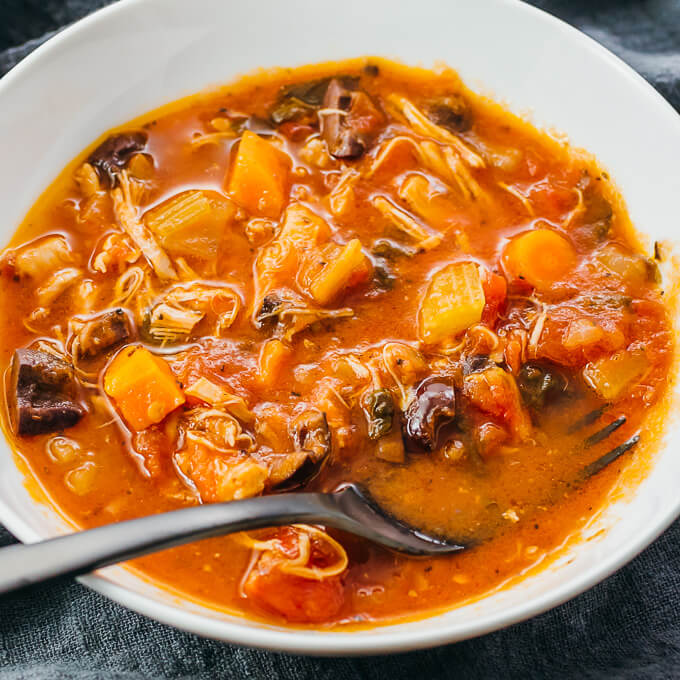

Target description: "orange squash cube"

left=227, top=130, right=290, bottom=218
left=104, top=346, right=185, bottom=431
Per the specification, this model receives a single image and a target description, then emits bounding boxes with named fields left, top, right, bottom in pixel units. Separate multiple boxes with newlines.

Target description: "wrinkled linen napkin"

left=1, top=1, right=680, bottom=678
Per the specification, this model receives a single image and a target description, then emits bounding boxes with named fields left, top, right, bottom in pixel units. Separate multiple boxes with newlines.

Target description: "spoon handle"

left=0, top=491, right=347, bottom=594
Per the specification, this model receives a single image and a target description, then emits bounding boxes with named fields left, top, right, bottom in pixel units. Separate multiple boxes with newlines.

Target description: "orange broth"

left=0, top=58, right=672, bottom=628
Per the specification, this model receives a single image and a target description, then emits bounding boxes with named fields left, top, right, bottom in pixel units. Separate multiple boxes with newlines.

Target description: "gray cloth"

left=1, top=1, right=680, bottom=677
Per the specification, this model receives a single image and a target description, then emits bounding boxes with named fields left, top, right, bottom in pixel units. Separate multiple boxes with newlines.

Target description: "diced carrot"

left=258, top=339, right=291, bottom=386
left=104, top=346, right=185, bottom=430
left=227, top=130, right=290, bottom=218
left=502, top=228, right=576, bottom=292
left=310, top=239, right=370, bottom=305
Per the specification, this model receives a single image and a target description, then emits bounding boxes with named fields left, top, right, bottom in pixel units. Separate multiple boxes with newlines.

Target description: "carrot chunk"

left=502, top=228, right=576, bottom=292
left=227, top=130, right=290, bottom=218
left=103, top=346, right=185, bottom=430
left=258, top=339, right=291, bottom=386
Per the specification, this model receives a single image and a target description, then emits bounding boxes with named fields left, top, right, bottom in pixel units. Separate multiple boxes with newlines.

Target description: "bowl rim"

left=1, top=0, right=680, bottom=656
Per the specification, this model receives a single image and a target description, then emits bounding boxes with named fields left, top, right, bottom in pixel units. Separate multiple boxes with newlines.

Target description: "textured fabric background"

left=1, top=1, right=680, bottom=678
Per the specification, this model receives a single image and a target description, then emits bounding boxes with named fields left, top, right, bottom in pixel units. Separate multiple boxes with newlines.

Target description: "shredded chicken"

left=367, top=136, right=484, bottom=202
left=182, top=407, right=255, bottom=452
left=91, top=232, right=140, bottom=274
left=328, top=168, right=359, bottom=216
left=111, top=171, right=177, bottom=280
left=111, top=265, right=147, bottom=308
left=147, top=282, right=243, bottom=342
left=189, top=117, right=241, bottom=148
left=372, top=195, right=442, bottom=250
left=386, top=94, right=485, bottom=168
left=184, top=377, right=254, bottom=422
left=528, top=312, right=547, bottom=358
left=239, top=525, right=348, bottom=581
left=148, top=303, right=204, bottom=343
left=279, top=306, right=354, bottom=341
left=14, top=236, right=74, bottom=281
left=36, top=267, right=82, bottom=307
left=498, top=182, right=534, bottom=215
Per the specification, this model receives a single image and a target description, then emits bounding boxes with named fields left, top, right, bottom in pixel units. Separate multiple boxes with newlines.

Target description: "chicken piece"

left=175, top=440, right=267, bottom=503
left=13, top=236, right=73, bottom=282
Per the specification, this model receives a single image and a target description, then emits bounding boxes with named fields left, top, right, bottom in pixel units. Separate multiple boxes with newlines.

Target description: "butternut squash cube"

left=227, top=130, right=290, bottom=218
left=104, top=346, right=185, bottom=431
left=419, top=262, right=485, bottom=343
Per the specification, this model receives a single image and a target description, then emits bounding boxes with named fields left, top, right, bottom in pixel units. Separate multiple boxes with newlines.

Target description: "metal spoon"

left=0, top=483, right=466, bottom=595
left=0, top=411, right=639, bottom=595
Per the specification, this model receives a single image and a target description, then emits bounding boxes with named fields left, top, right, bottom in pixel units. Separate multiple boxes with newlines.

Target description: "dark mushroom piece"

left=270, top=77, right=333, bottom=125
left=372, top=238, right=417, bottom=260
left=320, top=78, right=383, bottom=160
left=269, top=76, right=360, bottom=126
left=517, top=361, right=568, bottom=410
left=254, top=293, right=283, bottom=329
left=372, top=260, right=396, bottom=290
left=572, top=174, right=614, bottom=242
left=462, top=354, right=495, bottom=376
left=363, top=389, right=395, bottom=440
left=74, top=309, right=132, bottom=360
left=88, top=131, right=148, bottom=188
left=403, top=376, right=456, bottom=451
left=9, top=349, right=85, bottom=436
left=272, top=410, right=332, bottom=490
left=426, top=95, right=472, bottom=133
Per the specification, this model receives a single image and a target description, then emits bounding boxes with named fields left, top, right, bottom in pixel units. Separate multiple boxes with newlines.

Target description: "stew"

left=0, top=58, right=672, bottom=627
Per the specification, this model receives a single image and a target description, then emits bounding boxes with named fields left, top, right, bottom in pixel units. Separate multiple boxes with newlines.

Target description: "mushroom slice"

left=272, top=410, right=331, bottom=491
left=88, top=131, right=148, bottom=188
left=320, top=79, right=383, bottom=159
left=9, top=349, right=85, bottom=436
left=402, top=376, right=456, bottom=452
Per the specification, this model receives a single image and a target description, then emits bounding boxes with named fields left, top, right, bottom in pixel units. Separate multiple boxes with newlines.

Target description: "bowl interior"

left=0, top=0, right=679, bottom=654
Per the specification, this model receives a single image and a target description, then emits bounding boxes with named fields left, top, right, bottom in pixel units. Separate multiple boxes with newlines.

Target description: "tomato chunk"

left=243, top=526, right=346, bottom=623
left=244, top=555, right=345, bottom=623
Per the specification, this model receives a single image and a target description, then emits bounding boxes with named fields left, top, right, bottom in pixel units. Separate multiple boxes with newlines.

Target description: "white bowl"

left=1, top=0, right=679, bottom=656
